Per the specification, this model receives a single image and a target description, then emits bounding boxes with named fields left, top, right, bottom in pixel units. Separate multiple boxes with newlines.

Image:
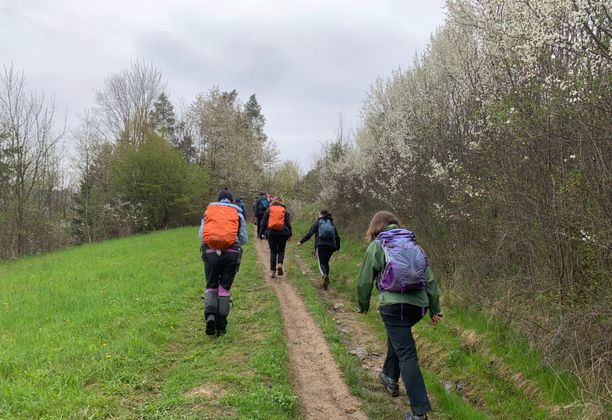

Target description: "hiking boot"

left=277, top=263, right=284, bottom=276
left=270, top=270, right=276, bottom=278
left=322, top=275, right=329, bottom=290
left=403, top=415, right=427, bottom=420
left=205, top=315, right=216, bottom=336
left=378, top=371, right=399, bottom=397
left=216, top=329, right=227, bottom=337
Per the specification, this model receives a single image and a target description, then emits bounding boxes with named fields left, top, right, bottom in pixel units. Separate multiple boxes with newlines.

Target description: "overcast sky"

left=0, top=0, right=447, bottom=169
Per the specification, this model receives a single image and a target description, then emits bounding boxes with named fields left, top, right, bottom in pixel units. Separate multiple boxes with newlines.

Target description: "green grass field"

left=0, top=221, right=599, bottom=419
left=0, top=227, right=297, bottom=419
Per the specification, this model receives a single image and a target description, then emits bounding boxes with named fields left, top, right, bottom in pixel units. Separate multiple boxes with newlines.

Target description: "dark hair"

left=218, top=188, right=233, bottom=202
left=319, top=209, right=333, bottom=222
left=365, top=211, right=401, bottom=241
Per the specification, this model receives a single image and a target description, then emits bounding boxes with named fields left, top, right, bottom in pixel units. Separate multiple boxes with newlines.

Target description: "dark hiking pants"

left=203, top=250, right=241, bottom=332
left=380, top=303, right=432, bottom=416
left=316, top=245, right=335, bottom=277
left=256, top=213, right=265, bottom=237
left=267, top=235, right=288, bottom=271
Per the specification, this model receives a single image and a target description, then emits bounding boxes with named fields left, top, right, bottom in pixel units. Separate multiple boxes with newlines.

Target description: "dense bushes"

left=315, top=0, right=611, bottom=400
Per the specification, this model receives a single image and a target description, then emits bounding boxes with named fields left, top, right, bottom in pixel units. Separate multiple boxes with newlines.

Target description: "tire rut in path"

left=254, top=238, right=366, bottom=419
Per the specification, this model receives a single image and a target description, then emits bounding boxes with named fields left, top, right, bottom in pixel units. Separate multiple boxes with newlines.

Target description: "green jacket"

left=356, top=224, right=441, bottom=317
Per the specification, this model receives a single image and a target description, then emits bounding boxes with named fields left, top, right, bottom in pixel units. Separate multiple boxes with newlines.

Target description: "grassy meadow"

left=0, top=227, right=297, bottom=419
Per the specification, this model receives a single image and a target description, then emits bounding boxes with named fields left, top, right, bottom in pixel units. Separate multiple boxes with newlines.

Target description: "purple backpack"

left=376, top=229, right=428, bottom=293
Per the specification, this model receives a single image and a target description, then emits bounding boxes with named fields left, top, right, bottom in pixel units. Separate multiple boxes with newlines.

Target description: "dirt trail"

left=253, top=238, right=366, bottom=420
left=292, top=253, right=410, bottom=415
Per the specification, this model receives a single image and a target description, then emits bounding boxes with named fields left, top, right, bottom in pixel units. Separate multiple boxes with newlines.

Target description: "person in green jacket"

left=356, top=211, right=443, bottom=420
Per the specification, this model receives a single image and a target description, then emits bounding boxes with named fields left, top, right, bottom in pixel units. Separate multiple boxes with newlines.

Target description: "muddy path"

left=253, top=237, right=366, bottom=419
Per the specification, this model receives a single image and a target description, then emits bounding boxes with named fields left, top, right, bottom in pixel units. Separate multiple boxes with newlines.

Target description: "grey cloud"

left=1, top=0, right=446, bottom=168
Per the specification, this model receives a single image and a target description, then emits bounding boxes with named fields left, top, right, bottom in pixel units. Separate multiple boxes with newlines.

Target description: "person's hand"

left=296, top=242, right=302, bottom=247
left=431, top=314, right=443, bottom=326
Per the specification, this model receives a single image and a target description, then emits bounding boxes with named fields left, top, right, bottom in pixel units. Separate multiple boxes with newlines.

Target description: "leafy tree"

left=111, top=132, right=208, bottom=230
left=150, top=92, right=176, bottom=140
left=188, top=87, right=277, bottom=195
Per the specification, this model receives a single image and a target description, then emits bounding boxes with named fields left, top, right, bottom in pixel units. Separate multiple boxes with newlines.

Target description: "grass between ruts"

left=290, top=217, right=587, bottom=419
left=0, top=226, right=297, bottom=419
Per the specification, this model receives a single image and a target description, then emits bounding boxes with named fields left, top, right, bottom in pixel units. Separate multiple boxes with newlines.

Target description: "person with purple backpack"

left=356, top=211, right=442, bottom=420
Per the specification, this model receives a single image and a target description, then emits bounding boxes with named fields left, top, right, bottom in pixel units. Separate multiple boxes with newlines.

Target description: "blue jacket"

left=199, top=199, right=248, bottom=248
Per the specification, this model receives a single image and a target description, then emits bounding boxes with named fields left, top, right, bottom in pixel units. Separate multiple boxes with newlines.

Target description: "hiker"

left=199, top=189, right=248, bottom=337
left=260, top=197, right=292, bottom=278
left=254, top=192, right=269, bottom=238
left=297, top=209, right=341, bottom=290
left=356, top=211, right=442, bottom=420
left=234, top=197, right=247, bottom=220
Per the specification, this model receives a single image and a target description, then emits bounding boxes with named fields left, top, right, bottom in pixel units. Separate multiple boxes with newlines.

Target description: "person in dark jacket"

left=253, top=192, right=269, bottom=237
left=234, top=197, right=247, bottom=220
left=297, top=209, right=341, bottom=290
left=260, top=197, right=292, bottom=278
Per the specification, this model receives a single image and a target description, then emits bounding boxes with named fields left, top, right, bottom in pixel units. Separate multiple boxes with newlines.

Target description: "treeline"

left=0, top=61, right=277, bottom=258
left=306, top=0, right=611, bottom=402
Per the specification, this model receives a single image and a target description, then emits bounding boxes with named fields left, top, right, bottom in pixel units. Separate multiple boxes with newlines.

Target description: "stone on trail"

left=333, top=302, right=345, bottom=310
left=349, top=347, right=368, bottom=359
left=443, top=381, right=454, bottom=393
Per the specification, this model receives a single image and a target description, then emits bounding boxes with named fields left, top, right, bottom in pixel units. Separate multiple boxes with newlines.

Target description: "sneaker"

left=216, top=329, right=226, bottom=337
left=205, top=315, right=216, bottom=336
left=322, top=275, right=329, bottom=290
left=270, top=270, right=276, bottom=278
left=403, top=415, right=427, bottom=420
left=378, top=371, right=399, bottom=397
left=277, top=264, right=284, bottom=276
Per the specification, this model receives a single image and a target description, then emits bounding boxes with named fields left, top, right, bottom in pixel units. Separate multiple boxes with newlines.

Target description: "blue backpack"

left=318, top=219, right=335, bottom=242
left=376, top=229, right=428, bottom=292
left=260, top=197, right=269, bottom=209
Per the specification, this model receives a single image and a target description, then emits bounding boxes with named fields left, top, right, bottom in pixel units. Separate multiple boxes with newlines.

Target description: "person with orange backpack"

left=259, top=197, right=292, bottom=277
left=199, top=188, right=248, bottom=337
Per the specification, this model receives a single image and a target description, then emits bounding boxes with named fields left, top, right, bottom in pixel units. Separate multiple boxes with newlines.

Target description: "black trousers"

left=316, top=245, right=335, bottom=277
left=203, top=250, right=240, bottom=331
left=267, top=235, right=288, bottom=270
left=256, top=213, right=265, bottom=237
left=380, top=303, right=431, bottom=416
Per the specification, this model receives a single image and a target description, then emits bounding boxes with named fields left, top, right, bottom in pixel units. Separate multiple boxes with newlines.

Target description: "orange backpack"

left=268, top=205, right=285, bottom=231
left=203, top=204, right=239, bottom=249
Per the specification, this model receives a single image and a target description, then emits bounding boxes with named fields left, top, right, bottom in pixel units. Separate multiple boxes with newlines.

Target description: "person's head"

left=271, top=196, right=283, bottom=206
left=319, top=209, right=331, bottom=218
left=365, top=211, right=401, bottom=242
left=235, top=197, right=242, bottom=204
left=218, top=188, right=233, bottom=202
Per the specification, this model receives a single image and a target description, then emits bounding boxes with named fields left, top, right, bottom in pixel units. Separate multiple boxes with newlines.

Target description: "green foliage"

left=269, top=160, right=302, bottom=201
left=111, top=132, right=208, bottom=230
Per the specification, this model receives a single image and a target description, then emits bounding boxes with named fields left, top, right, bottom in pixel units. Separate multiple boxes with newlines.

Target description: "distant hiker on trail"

left=260, top=197, right=292, bottom=278
left=199, top=189, right=248, bottom=337
left=356, top=211, right=442, bottom=420
left=234, top=197, right=247, bottom=220
left=254, top=192, right=270, bottom=237
left=297, top=209, right=341, bottom=290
